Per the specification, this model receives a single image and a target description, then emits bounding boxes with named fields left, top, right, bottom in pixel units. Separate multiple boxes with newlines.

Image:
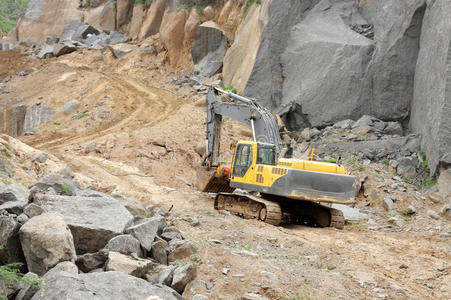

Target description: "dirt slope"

left=0, top=48, right=449, bottom=300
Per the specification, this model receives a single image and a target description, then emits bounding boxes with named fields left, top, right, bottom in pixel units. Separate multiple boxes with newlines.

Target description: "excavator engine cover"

left=196, top=166, right=235, bottom=193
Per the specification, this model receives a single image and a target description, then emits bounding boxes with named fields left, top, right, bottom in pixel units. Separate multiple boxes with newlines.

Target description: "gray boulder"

left=0, top=216, right=23, bottom=264
left=105, top=251, right=155, bottom=278
left=397, top=156, right=417, bottom=179
left=191, top=21, right=226, bottom=78
left=33, top=193, right=133, bottom=254
left=125, top=216, right=167, bottom=252
left=0, top=183, right=29, bottom=204
left=151, top=237, right=168, bottom=265
left=53, top=42, right=77, bottom=57
left=23, top=203, right=45, bottom=218
left=0, top=200, right=26, bottom=215
left=60, top=21, right=100, bottom=42
left=109, top=31, right=129, bottom=44
left=36, top=44, right=54, bottom=59
left=19, top=213, right=77, bottom=276
left=15, top=272, right=41, bottom=300
left=151, top=265, right=176, bottom=286
left=171, top=263, right=197, bottom=293
left=108, top=43, right=137, bottom=59
left=161, top=226, right=183, bottom=242
left=76, top=249, right=109, bottom=272
left=239, top=0, right=427, bottom=131
left=61, top=99, right=79, bottom=115
left=352, top=115, right=386, bottom=132
left=107, top=234, right=143, bottom=257
left=384, top=121, right=403, bottom=135
left=44, top=261, right=79, bottom=278
left=31, top=271, right=183, bottom=300
left=167, top=239, right=197, bottom=263
left=409, top=0, right=451, bottom=175
left=112, top=194, right=147, bottom=217
left=31, top=174, right=79, bottom=196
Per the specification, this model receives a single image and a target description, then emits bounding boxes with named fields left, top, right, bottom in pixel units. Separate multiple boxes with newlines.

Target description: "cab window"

left=257, top=146, right=275, bottom=165
left=233, top=144, right=253, bottom=177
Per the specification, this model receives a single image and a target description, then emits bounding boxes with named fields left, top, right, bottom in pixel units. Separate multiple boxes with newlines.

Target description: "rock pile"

left=0, top=171, right=197, bottom=299
left=293, top=115, right=427, bottom=181
left=35, top=21, right=129, bottom=59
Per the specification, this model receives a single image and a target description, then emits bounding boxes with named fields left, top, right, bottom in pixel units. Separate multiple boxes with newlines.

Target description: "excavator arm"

left=203, top=87, right=283, bottom=167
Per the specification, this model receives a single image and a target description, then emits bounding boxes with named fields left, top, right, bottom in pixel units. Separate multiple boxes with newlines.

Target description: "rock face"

left=409, top=0, right=451, bottom=174
left=16, top=0, right=83, bottom=41
left=191, top=21, right=227, bottom=78
left=223, top=0, right=425, bottom=130
left=31, top=271, right=183, bottom=300
left=33, top=194, right=133, bottom=254
left=223, top=3, right=268, bottom=94
left=19, top=213, right=77, bottom=276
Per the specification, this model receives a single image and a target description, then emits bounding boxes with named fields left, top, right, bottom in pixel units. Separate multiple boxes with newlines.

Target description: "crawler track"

left=214, top=193, right=345, bottom=229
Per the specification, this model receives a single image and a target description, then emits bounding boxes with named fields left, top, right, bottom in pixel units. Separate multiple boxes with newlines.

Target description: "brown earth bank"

left=0, top=46, right=449, bottom=299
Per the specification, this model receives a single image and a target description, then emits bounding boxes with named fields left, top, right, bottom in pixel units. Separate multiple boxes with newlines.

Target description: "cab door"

left=231, top=143, right=256, bottom=185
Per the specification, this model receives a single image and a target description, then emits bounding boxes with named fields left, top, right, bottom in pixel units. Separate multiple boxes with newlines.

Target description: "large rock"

left=33, top=193, right=133, bottom=254
left=125, top=216, right=167, bottom=252
left=108, top=43, right=137, bottom=59
left=167, top=239, right=197, bottom=263
left=32, top=174, right=79, bottom=196
left=138, top=0, right=168, bottom=40
left=113, top=194, right=147, bottom=217
left=59, top=21, right=100, bottom=42
left=0, top=182, right=29, bottom=204
left=128, top=3, right=146, bottom=39
left=409, top=0, right=451, bottom=174
left=116, top=0, right=134, bottom=28
left=159, top=4, right=186, bottom=67
left=0, top=216, right=23, bottom=264
left=437, top=168, right=451, bottom=198
left=151, top=265, right=176, bottom=286
left=19, top=213, right=76, bottom=276
left=99, top=0, right=117, bottom=31
left=231, top=0, right=427, bottom=130
left=171, top=263, right=197, bottom=293
left=107, top=234, right=143, bottom=257
left=76, top=249, right=109, bottom=273
left=16, top=0, right=83, bottom=41
left=151, top=237, right=168, bottom=265
left=277, top=3, right=374, bottom=129
left=36, top=44, right=54, bottom=59
left=105, top=251, right=155, bottom=278
left=223, top=3, right=268, bottom=94
left=191, top=21, right=226, bottom=78
left=44, top=261, right=79, bottom=277
left=53, top=42, right=77, bottom=57
left=31, top=271, right=183, bottom=300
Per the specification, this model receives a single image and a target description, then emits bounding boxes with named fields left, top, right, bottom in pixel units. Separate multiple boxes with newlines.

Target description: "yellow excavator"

left=196, top=87, right=356, bottom=229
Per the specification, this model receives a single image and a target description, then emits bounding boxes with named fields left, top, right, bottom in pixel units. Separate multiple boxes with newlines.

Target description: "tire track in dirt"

left=32, top=73, right=181, bottom=151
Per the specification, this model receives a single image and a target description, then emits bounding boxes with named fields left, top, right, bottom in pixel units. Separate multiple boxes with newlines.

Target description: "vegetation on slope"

left=0, top=0, right=30, bottom=33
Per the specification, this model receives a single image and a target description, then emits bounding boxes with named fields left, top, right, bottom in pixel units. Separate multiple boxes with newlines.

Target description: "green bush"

left=0, top=0, right=30, bottom=33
